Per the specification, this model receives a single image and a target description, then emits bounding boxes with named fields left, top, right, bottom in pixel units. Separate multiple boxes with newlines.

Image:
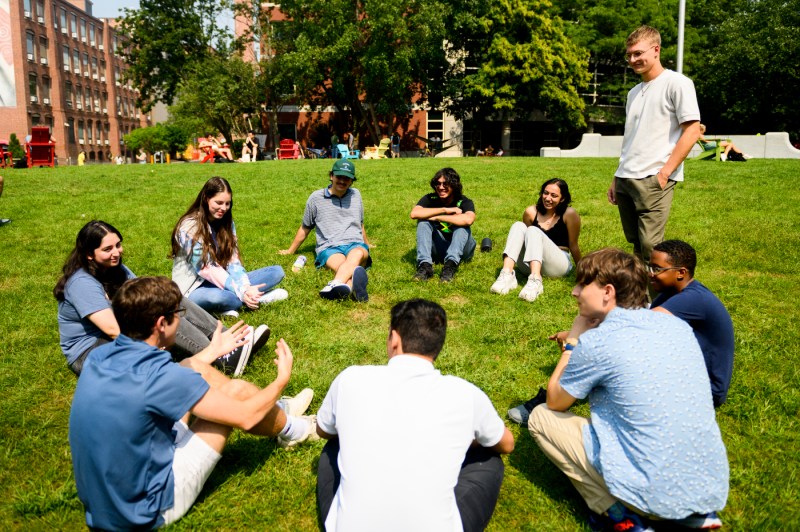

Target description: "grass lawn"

left=1, top=156, right=798, bottom=530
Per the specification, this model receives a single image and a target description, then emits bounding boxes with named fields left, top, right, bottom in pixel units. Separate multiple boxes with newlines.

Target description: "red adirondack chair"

left=26, top=127, right=56, bottom=168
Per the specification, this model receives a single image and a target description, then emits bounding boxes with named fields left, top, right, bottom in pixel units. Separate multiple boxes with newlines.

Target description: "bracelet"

left=563, top=337, right=579, bottom=353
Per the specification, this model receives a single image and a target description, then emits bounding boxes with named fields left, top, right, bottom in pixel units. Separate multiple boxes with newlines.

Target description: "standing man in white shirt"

left=607, top=26, right=702, bottom=262
left=315, top=299, right=514, bottom=532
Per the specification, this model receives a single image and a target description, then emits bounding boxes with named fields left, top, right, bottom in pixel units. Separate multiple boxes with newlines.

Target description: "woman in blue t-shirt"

left=490, top=178, right=582, bottom=302
left=54, top=220, right=263, bottom=376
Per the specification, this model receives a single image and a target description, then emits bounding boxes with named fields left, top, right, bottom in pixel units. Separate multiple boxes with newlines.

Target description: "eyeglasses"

left=625, top=45, right=656, bottom=62
left=169, top=307, right=187, bottom=317
left=434, top=181, right=450, bottom=189
left=647, top=264, right=681, bottom=275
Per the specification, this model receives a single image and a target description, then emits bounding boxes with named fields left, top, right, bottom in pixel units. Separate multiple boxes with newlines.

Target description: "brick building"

left=0, top=0, right=151, bottom=164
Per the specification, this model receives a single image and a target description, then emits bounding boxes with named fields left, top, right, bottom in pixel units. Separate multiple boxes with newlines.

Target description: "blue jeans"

left=188, top=265, right=285, bottom=313
left=416, top=221, right=476, bottom=265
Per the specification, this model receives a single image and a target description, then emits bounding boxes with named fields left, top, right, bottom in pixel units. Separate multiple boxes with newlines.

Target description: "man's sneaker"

left=212, top=326, right=254, bottom=376
left=490, top=270, right=518, bottom=294
left=221, top=309, right=240, bottom=318
left=743, top=153, right=753, bottom=160
left=0, top=218, right=10, bottom=227
left=352, top=266, right=369, bottom=302
left=251, top=324, right=270, bottom=355
left=413, top=262, right=434, bottom=281
left=519, top=277, right=544, bottom=302
left=440, top=260, right=459, bottom=283
left=588, top=508, right=654, bottom=532
left=258, top=288, right=288, bottom=304
left=278, top=415, right=320, bottom=449
left=319, top=280, right=351, bottom=300
left=720, top=152, right=727, bottom=161
left=666, top=512, right=722, bottom=529
left=278, top=388, right=314, bottom=417
left=507, top=387, right=547, bottom=425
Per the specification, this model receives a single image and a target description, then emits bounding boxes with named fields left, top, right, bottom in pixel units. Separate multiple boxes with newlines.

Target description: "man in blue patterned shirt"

left=528, top=248, right=728, bottom=531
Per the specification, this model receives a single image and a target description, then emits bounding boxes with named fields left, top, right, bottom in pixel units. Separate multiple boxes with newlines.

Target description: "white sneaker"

left=258, top=288, right=289, bottom=304
left=519, top=277, right=544, bottom=302
left=278, top=415, right=320, bottom=449
left=743, top=153, right=752, bottom=160
left=319, top=280, right=351, bottom=300
left=720, top=152, right=727, bottom=161
left=490, top=270, right=518, bottom=295
left=221, top=309, right=240, bottom=318
left=278, top=388, right=314, bottom=417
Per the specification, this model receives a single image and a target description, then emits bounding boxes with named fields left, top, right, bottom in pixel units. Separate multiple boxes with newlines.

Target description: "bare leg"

left=326, top=248, right=369, bottom=287
left=502, top=255, right=516, bottom=272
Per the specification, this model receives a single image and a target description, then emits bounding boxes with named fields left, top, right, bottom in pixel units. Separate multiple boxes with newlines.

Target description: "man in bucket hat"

left=280, top=159, right=372, bottom=302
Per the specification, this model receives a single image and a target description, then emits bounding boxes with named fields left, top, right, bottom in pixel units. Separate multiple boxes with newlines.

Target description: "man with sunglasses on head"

left=608, top=26, right=702, bottom=263
left=649, top=240, right=734, bottom=407
left=411, top=167, right=477, bottom=282
left=69, top=277, right=317, bottom=530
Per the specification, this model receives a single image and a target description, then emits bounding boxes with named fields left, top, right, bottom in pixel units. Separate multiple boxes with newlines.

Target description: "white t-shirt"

left=615, top=69, right=700, bottom=182
left=317, top=355, right=506, bottom=532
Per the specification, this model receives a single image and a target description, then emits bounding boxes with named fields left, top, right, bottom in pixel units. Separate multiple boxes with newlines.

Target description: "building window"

left=87, top=120, right=93, bottom=143
left=427, top=110, right=444, bottom=143
left=70, top=14, right=77, bottom=38
left=67, top=118, right=75, bottom=144
left=76, top=84, right=82, bottom=108
left=23, top=0, right=32, bottom=17
left=29, top=73, right=38, bottom=101
left=26, top=32, right=36, bottom=61
left=89, top=24, right=96, bottom=46
left=97, top=29, right=104, bottom=48
left=77, top=120, right=85, bottom=144
left=73, top=49, right=80, bottom=73
left=80, top=19, right=87, bottom=42
left=60, top=8, right=67, bottom=31
left=35, top=0, right=44, bottom=21
left=39, top=36, right=48, bottom=63
left=101, top=91, right=107, bottom=111
left=85, top=87, right=92, bottom=111
left=42, top=77, right=51, bottom=102
left=62, top=45, right=70, bottom=70
left=82, top=53, right=89, bottom=76
left=65, top=81, right=73, bottom=108
left=91, top=57, right=98, bottom=78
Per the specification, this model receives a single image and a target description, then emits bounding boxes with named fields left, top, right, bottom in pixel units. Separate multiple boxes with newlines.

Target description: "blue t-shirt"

left=652, top=280, right=734, bottom=406
left=561, top=307, right=729, bottom=519
left=57, top=265, right=136, bottom=364
left=69, top=335, right=209, bottom=530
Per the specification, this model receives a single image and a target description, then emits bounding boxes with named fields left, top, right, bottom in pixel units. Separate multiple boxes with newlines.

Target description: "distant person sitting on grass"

left=527, top=248, right=728, bottom=531
left=200, top=134, right=234, bottom=161
left=315, top=299, right=514, bottom=532
left=279, top=159, right=372, bottom=302
left=171, top=177, right=288, bottom=317
left=241, top=131, right=259, bottom=161
left=649, top=239, right=734, bottom=407
left=0, top=175, right=9, bottom=226
left=411, top=167, right=476, bottom=283
left=491, top=178, right=581, bottom=302
left=69, top=276, right=317, bottom=531
left=698, top=124, right=751, bottom=161
left=55, top=220, right=268, bottom=376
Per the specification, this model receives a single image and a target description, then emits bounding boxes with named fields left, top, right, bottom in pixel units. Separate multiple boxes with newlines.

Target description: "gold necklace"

left=538, top=211, right=557, bottom=228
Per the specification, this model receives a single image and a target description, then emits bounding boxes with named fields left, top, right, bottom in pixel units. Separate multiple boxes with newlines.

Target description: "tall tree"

left=169, top=55, right=260, bottom=145
left=444, top=0, right=591, bottom=132
left=116, top=0, right=238, bottom=111
left=243, top=0, right=451, bottom=144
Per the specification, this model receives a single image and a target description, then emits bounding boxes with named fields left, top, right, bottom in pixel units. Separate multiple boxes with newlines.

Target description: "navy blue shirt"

left=69, top=335, right=209, bottom=530
left=653, top=280, right=734, bottom=406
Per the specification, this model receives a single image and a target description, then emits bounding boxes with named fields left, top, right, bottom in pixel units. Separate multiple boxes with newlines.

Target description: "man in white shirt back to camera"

left=315, top=298, right=514, bottom=532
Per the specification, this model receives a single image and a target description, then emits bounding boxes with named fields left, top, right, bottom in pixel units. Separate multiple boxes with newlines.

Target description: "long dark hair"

left=53, top=220, right=128, bottom=301
left=536, top=178, right=572, bottom=216
left=170, top=176, right=239, bottom=268
left=429, top=167, right=463, bottom=201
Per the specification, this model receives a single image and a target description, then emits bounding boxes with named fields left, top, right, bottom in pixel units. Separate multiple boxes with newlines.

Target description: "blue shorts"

left=315, top=242, right=370, bottom=269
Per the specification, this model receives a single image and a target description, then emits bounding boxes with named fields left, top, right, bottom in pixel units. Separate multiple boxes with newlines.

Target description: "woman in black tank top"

left=491, top=179, right=582, bottom=302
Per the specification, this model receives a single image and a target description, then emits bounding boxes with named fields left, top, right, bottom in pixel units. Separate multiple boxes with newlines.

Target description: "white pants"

left=502, top=221, right=572, bottom=277
left=159, top=421, right=222, bottom=526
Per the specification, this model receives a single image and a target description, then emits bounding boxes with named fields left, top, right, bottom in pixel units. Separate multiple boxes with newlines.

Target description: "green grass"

left=1, top=157, right=798, bottom=530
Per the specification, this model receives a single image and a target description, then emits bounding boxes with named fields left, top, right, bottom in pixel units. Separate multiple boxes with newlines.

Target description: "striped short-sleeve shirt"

left=302, top=186, right=365, bottom=254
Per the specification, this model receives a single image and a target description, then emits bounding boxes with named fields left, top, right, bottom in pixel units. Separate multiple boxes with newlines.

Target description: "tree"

left=116, top=0, right=239, bottom=111
left=168, top=55, right=260, bottom=145
left=444, top=0, right=590, bottom=132
left=245, top=0, right=451, bottom=144
left=123, top=126, right=169, bottom=155
left=691, top=0, right=800, bottom=138
left=7, top=134, right=25, bottom=160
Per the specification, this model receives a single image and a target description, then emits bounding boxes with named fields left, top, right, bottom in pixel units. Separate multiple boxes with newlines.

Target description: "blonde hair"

left=626, top=26, right=661, bottom=48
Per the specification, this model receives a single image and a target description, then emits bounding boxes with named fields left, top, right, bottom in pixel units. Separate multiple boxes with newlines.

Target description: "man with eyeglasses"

left=410, top=167, right=477, bottom=282
left=649, top=240, right=734, bottom=407
left=608, top=26, right=702, bottom=263
left=70, top=277, right=317, bottom=530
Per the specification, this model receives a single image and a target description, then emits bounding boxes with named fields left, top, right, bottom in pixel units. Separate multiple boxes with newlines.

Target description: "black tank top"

left=533, top=214, right=569, bottom=248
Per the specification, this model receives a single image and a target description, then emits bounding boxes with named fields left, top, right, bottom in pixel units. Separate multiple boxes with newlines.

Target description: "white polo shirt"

left=615, top=69, right=700, bottom=182
left=317, top=355, right=505, bottom=532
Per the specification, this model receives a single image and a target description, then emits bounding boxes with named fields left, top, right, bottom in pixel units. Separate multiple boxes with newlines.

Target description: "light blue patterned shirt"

left=561, top=307, right=729, bottom=519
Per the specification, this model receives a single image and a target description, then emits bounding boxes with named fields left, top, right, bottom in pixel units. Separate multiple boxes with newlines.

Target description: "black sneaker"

left=0, top=218, right=10, bottom=227
left=507, top=387, right=548, bottom=425
left=413, top=262, right=434, bottom=281
left=251, top=324, right=271, bottom=355
left=352, top=266, right=369, bottom=302
left=212, top=329, right=254, bottom=376
left=440, top=260, right=459, bottom=283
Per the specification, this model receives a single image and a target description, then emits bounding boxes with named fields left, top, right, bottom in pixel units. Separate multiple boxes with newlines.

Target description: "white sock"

left=279, top=415, right=308, bottom=441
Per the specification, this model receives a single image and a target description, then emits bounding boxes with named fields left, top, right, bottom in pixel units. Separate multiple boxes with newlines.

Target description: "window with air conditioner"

left=30, top=96, right=38, bottom=103
left=40, top=57, right=48, bottom=65
left=43, top=98, right=50, bottom=105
